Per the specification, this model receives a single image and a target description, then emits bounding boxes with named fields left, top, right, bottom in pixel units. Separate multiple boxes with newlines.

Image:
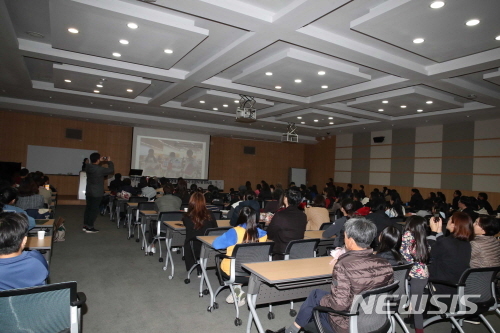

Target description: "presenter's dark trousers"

left=84, top=196, right=102, bottom=228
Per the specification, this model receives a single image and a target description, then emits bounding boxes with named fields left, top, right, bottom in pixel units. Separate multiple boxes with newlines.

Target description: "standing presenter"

left=83, top=152, right=114, bottom=233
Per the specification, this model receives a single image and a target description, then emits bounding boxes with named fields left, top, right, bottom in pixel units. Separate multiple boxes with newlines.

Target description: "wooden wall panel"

left=208, top=137, right=306, bottom=191
left=0, top=110, right=133, bottom=196
left=304, top=136, right=336, bottom=190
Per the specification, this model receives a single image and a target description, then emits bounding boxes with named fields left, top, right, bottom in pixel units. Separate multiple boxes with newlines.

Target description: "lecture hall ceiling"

left=0, top=0, right=499, bottom=144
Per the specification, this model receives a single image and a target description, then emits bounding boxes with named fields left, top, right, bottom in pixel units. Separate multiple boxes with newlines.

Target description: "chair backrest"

left=320, top=222, right=332, bottom=231
left=284, top=238, right=320, bottom=260
left=231, top=242, right=274, bottom=276
left=205, top=227, right=231, bottom=236
left=137, top=202, right=156, bottom=211
left=212, top=211, right=222, bottom=220
left=180, top=203, right=189, bottom=210
left=350, top=281, right=399, bottom=333
left=0, top=281, right=78, bottom=333
left=129, top=196, right=148, bottom=203
left=158, top=211, right=184, bottom=222
left=391, top=263, right=412, bottom=308
left=459, top=266, right=500, bottom=311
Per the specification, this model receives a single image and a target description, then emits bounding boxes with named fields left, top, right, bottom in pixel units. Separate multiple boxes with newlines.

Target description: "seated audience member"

left=0, top=212, right=49, bottom=290
left=267, top=189, right=307, bottom=260
left=376, top=226, right=406, bottom=265
left=477, top=192, right=494, bottom=215
left=174, top=181, right=190, bottom=204
left=352, top=192, right=363, bottom=211
left=118, top=178, right=137, bottom=196
left=458, top=196, right=479, bottom=221
left=33, top=174, right=52, bottom=206
left=254, top=183, right=261, bottom=196
left=324, top=187, right=336, bottom=210
left=304, top=195, right=330, bottom=231
left=262, top=190, right=282, bottom=214
left=322, top=199, right=357, bottom=247
left=182, top=192, right=217, bottom=276
left=212, top=207, right=267, bottom=307
left=266, top=218, right=394, bottom=333
left=427, top=212, right=474, bottom=303
left=229, top=191, right=260, bottom=227
left=155, top=184, right=182, bottom=212
left=258, top=181, right=273, bottom=201
left=109, top=173, right=123, bottom=192
left=140, top=178, right=157, bottom=200
left=451, top=190, right=462, bottom=210
left=470, top=215, right=500, bottom=268
left=407, top=188, right=424, bottom=211
left=44, top=176, right=56, bottom=193
left=366, top=198, right=395, bottom=248
left=15, top=178, right=45, bottom=210
left=415, top=199, right=433, bottom=218
left=385, top=192, right=405, bottom=218
left=0, top=186, right=36, bottom=230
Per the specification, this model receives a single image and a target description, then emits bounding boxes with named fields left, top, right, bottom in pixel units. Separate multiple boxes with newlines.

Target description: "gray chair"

left=424, top=266, right=500, bottom=333
left=320, top=222, right=332, bottom=231
left=0, top=281, right=86, bottom=333
left=185, top=227, right=231, bottom=284
left=215, top=242, right=275, bottom=326
left=308, top=281, right=399, bottom=333
left=390, top=263, right=413, bottom=333
left=268, top=238, right=321, bottom=319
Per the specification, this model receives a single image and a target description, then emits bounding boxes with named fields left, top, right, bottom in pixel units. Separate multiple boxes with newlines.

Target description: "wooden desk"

left=303, top=230, right=335, bottom=240
left=31, top=219, right=55, bottom=237
left=26, top=236, right=53, bottom=263
left=243, top=257, right=332, bottom=333
left=216, top=220, right=231, bottom=227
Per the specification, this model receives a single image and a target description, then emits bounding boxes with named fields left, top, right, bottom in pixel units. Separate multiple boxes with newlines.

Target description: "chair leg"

left=479, top=314, right=496, bottom=333
left=394, top=313, right=410, bottom=333
left=450, top=317, right=465, bottom=333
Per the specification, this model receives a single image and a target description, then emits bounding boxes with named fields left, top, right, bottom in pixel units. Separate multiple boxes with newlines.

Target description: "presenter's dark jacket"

left=266, top=205, right=307, bottom=259
left=85, top=162, right=114, bottom=197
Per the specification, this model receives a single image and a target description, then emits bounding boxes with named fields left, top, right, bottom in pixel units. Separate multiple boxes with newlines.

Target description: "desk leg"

left=115, top=206, right=120, bottom=228
left=247, top=275, right=264, bottom=333
left=127, top=208, right=132, bottom=239
left=163, top=230, right=174, bottom=279
left=140, top=218, right=148, bottom=253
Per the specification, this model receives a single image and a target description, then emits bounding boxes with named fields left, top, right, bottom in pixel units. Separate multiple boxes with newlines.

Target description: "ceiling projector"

left=235, top=95, right=257, bottom=123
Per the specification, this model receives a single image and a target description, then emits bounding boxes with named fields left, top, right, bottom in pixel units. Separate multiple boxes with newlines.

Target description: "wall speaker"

left=373, top=136, right=385, bottom=143
left=66, top=128, right=83, bottom=140
left=243, top=146, right=256, bottom=155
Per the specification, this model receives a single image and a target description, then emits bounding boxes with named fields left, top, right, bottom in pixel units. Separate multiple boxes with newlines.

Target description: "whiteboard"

left=290, top=168, right=307, bottom=186
left=26, top=145, right=96, bottom=175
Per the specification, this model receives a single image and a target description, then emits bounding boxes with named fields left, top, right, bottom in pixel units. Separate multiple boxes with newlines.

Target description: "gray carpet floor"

left=49, top=206, right=500, bottom=333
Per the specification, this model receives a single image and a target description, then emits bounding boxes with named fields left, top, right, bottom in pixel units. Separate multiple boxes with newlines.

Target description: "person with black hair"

left=258, top=181, right=273, bottom=201
left=401, top=216, right=430, bottom=333
left=83, top=152, right=114, bottom=233
left=366, top=197, right=395, bottom=248
left=352, top=192, right=363, bottom=211
left=82, top=158, right=89, bottom=171
left=477, top=192, right=494, bottom=215
left=155, top=184, right=182, bottom=212
left=213, top=206, right=267, bottom=307
left=358, top=185, right=365, bottom=199
left=452, top=190, right=462, bottom=210
left=118, top=178, right=137, bottom=196
left=386, top=192, right=405, bottom=218
left=458, top=195, right=479, bottom=221
left=108, top=173, right=123, bottom=192
left=322, top=199, right=356, bottom=248
left=267, top=189, right=307, bottom=260
left=0, top=186, right=36, bottom=230
left=15, top=178, right=44, bottom=210
left=407, top=188, right=424, bottom=211
left=345, top=183, right=353, bottom=196
left=140, top=178, right=157, bottom=200
left=376, top=226, right=406, bottom=265
left=0, top=212, right=49, bottom=290
left=228, top=191, right=260, bottom=227
left=470, top=215, right=500, bottom=268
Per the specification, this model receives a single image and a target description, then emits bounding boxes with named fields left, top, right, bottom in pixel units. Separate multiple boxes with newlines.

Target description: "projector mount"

left=282, top=122, right=298, bottom=143
left=235, top=94, right=257, bottom=123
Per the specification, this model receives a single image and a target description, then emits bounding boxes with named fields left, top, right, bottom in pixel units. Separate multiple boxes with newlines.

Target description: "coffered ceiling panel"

left=276, top=109, right=356, bottom=128
left=182, top=89, right=274, bottom=114
left=483, top=68, right=500, bottom=87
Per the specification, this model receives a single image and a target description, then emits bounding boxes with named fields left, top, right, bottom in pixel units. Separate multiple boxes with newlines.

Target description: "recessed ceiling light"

left=64, top=79, right=71, bottom=83
left=119, top=39, right=129, bottom=45
left=68, top=28, right=79, bottom=34
left=265, top=72, right=273, bottom=76
left=413, top=38, right=425, bottom=44
left=314, top=119, right=319, bottom=122
left=496, top=35, right=500, bottom=41
left=96, top=84, right=103, bottom=88
left=234, top=100, right=239, bottom=103
left=329, top=122, right=334, bottom=125
left=297, top=116, right=302, bottom=119
left=466, top=19, right=480, bottom=26
left=382, top=100, right=389, bottom=104
left=127, top=23, right=138, bottom=29
left=318, top=71, right=326, bottom=75
left=426, top=100, right=433, bottom=104
left=321, top=85, right=328, bottom=89
left=199, top=101, right=205, bottom=104
left=294, top=79, right=302, bottom=83
left=275, top=86, right=282, bottom=89
left=112, top=52, right=121, bottom=57
left=417, top=109, right=423, bottom=112
left=127, top=89, right=133, bottom=92
left=430, top=1, right=445, bottom=9
left=213, top=108, right=218, bottom=111
left=300, top=122, right=305, bottom=124
left=164, top=49, right=173, bottom=54
left=400, top=105, right=407, bottom=108
left=223, top=104, right=228, bottom=107
left=378, top=109, right=384, bottom=112
left=328, top=117, right=333, bottom=119
left=94, top=90, right=100, bottom=93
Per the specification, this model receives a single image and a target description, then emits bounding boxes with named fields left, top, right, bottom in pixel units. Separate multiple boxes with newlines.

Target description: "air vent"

left=66, top=128, right=83, bottom=140
left=243, top=146, right=256, bottom=155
